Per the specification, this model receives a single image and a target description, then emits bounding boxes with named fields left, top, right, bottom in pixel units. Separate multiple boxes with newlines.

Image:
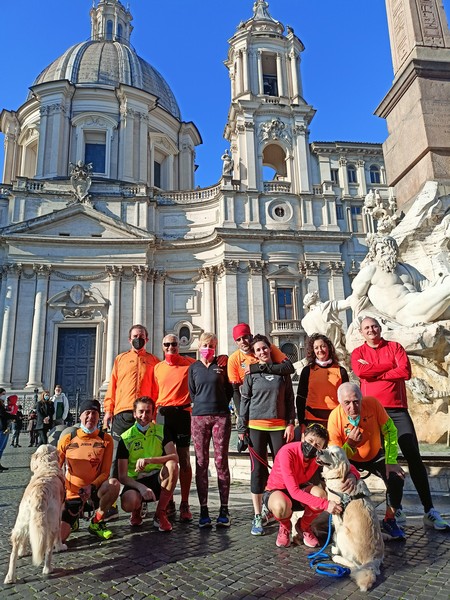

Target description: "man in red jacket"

left=351, top=316, right=449, bottom=531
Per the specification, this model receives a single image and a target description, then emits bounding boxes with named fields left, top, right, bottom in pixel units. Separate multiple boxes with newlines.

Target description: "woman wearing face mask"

left=35, top=390, right=55, bottom=446
left=188, top=333, right=233, bottom=528
left=296, top=334, right=348, bottom=430
left=263, top=423, right=348, bottom=548
left=237, top=334, right=296, bottom=537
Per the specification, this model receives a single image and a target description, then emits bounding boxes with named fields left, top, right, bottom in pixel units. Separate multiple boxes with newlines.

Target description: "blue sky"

left=1, top=0, right=449, bottom=188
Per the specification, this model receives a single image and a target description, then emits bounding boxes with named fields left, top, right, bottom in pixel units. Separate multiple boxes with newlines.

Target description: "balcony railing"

left=270, top=319, right=303, bottom=333
left=264, top=181, right=291, bottom=193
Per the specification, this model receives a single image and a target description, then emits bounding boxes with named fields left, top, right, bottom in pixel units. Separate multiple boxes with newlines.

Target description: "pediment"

left=2, top=203, right=152, bottom=241
left=267, top=265, right=299, bottom=279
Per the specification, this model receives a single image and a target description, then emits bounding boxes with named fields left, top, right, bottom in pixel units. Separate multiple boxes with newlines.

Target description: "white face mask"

left=80, top=423, right=97, bottom=434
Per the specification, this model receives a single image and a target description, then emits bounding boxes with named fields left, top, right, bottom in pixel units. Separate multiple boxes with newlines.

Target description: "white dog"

left=4, top=444, right=67, bottom=584
left=317, top=446, right=384, bottom=592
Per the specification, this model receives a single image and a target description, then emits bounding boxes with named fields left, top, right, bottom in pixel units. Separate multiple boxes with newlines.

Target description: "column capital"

left=33, top=264, right=52, bottom=278
left=132, top=265, right=149, bottom=280
left=105, top=265, right=123, bottom=279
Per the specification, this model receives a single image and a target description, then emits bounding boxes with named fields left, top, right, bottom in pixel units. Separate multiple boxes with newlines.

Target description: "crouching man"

left=328, top=382, right=406, bottom=540
left=263, top=423, right=349, bottom=549
left=58, top=400, right=120, bottom=542
left=118, top=396, right=178, bottom=531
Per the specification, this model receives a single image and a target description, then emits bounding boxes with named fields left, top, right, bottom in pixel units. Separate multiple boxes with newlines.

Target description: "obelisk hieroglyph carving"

left=376, top=0, right=450, bottom=208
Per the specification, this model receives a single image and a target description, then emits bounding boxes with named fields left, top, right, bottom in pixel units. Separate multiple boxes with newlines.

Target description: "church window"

left=106, top=20, right=113, bottom=40
left=369, top=165, right=381, bottom=184
left=84, top=131, right=106, bottom=174
left=336, top=204, right=344, bottom=220
left=277, top=288, right=293, bottom=320
left=351, top=205, right=362, bottom=232
left=117, top=24, right=123, bottom=41
left=262, top=53, right=278, bottom=96
left=154, top=161, right=161, bottom=188
left=331, top=169, right=339, bottom=184
left=347, top=164, right=357, bottom=184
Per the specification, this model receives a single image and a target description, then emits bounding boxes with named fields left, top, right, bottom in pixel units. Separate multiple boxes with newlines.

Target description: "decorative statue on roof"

left=221, top=149, right=234, bottom=177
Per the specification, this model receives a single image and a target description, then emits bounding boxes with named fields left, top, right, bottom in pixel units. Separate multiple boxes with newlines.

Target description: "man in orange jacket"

left=103, top=324, right=159, bottom=447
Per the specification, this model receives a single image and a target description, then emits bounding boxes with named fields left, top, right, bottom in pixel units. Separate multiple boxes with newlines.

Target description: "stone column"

left=2, top=128, right=18, bottom=184
left=35, top=106, right=49, bottom=178
left=290, top=51, right=299, bottom=99
left=294, top=124, right=311, bottom=193
left=242, top=48, right=249, bottom=92
left=0, top=264, right=21, bottom=386
left=26, top=265, right=51, bottom=389
left=339, top=157, right=349, bottom=196
left=248, top=261, right=266, bottom=334
left=118, top=105, right=135, bottom=181
left=356, top=159, right=367, bottom=196
left=103, top=266, right=122, bottom=386
left=276, top=53, right=284, bottom=96
left=257, top=51, right=264, bottom=95
left=138, top=112, right=148, bottom=183
left=216, top=261, right=239, bottom=352
left=200, top=267, right=215, bottom=333
left=133, top=266, right=148, bottom=326
left=152, top=271, right=166, bottom=352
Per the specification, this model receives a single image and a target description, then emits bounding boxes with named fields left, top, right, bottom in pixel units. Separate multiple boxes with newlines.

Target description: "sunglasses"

left=163, top=341, right=178, bottom=348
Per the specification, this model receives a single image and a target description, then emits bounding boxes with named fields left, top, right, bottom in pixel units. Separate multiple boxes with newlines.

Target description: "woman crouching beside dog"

left=263, top=423, right=358, bottom=548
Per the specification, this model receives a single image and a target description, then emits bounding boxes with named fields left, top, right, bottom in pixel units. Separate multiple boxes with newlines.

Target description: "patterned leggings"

left=191, top=415, right=231, bottom=507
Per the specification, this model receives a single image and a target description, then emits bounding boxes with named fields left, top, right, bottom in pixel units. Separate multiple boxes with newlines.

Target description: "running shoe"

left=154, top=509, right=173, bottom=532
left=180, top=501, right=193, bottom=522
left=302, top=530, right=319, bottom=548
left=276, top=523, right=291, bottom=548
left=251, top=514, right=264, bottom=536
left=103, top=504, right=119, bottom=522
left=381, top=518, right=406, bottom=540
left=423, top=508, right=450, bottom=531
left=216, top=507, right=231, bottom=528
left=130, top=508, right=143, bottom=527
left=88, top=520, right=113, bottom=540
left=394, top=508, right=407, bottom=526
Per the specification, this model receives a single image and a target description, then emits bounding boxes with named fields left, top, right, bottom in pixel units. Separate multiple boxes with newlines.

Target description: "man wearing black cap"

left=58, top=399, right=120, bottom=542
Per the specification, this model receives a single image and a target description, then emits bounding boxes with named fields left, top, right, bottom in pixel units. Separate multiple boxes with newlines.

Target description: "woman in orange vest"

left=296, top=334, right=348, bottom=429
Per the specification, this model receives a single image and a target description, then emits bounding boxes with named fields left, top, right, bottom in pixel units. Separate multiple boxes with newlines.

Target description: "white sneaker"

left=423, top=508, right=450, bottom=531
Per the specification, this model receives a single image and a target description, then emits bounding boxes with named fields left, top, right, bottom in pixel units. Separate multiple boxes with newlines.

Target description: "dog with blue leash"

left=317, top=446, right=384, bottom=592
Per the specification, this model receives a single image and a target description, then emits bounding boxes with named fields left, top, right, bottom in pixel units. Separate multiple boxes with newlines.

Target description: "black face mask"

left=302, top=441, right=318, bottom=459
left=132, top=337, right=145, bottom=350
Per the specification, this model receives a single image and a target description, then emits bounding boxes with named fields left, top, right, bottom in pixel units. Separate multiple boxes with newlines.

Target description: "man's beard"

left=377, top=253, right=397, bottom=273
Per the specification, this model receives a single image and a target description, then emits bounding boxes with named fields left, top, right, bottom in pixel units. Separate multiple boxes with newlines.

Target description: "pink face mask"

left=199, top=347, right=215, bottom=361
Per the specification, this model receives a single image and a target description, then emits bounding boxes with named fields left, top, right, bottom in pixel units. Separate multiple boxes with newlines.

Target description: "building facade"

left=0, top=0, right=390, bottom=403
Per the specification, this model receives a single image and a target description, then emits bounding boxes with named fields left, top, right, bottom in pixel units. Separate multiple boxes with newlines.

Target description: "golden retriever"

left=317, top=446, right=384, bottom=592
left=4, top=444, right=67, bottom=583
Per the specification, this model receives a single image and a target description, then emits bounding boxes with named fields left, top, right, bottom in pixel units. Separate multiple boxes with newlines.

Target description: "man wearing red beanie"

left=227, top=323, right=294, bottom=417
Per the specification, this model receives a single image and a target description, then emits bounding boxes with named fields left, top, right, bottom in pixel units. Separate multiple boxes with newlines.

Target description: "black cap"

left=79, top=399, right=101, bottom=415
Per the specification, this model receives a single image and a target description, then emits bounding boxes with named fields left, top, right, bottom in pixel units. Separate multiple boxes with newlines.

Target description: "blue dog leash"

left=307, top=513, right=351, bottom=578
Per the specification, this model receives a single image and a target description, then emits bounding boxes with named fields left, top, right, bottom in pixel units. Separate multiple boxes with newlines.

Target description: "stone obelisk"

left=376, top=0, right=450, bottom=209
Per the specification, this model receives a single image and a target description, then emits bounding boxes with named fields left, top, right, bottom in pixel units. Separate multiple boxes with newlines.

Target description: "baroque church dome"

left=30, top=0, right=181, bottom=120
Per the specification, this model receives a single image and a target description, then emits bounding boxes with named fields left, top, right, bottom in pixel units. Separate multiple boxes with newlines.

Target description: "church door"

left=55, top=327, right=96, bottom=408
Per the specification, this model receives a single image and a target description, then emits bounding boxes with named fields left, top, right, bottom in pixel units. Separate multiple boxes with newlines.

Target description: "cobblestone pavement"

left=0, top=445, right=449, bottom=600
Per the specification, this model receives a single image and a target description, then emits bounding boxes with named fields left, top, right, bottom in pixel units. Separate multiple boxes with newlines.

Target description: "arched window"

left=117, top=24, right=123, bottom=41
left=106, top=20, right=113, bottom=40
left=369, top=165, right=381, bottom=184
left=347, top=164, right=357, bottom=184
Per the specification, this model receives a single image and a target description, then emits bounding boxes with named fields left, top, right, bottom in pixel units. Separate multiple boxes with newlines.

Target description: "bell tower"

left=224, top=0, right=316, bottom=193
left=90, top=0, right=133, bottom=45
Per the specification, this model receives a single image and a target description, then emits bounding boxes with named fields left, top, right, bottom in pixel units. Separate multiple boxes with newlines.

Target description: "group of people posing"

left=52, top=318, right=448, bottom=548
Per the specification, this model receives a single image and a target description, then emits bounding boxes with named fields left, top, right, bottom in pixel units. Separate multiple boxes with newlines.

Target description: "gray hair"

left=337, top=382, right=362, bottom=403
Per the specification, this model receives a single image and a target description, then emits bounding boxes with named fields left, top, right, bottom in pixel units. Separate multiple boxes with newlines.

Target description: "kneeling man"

left=118, top=396, right=178, bottom=532
left=328, top=382, right=406, bottom=540
left=58, top=400, right=120, bottom=542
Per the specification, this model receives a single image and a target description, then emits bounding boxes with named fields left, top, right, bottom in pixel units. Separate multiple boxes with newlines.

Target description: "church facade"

left=0, top=0, right=389, bottom=402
